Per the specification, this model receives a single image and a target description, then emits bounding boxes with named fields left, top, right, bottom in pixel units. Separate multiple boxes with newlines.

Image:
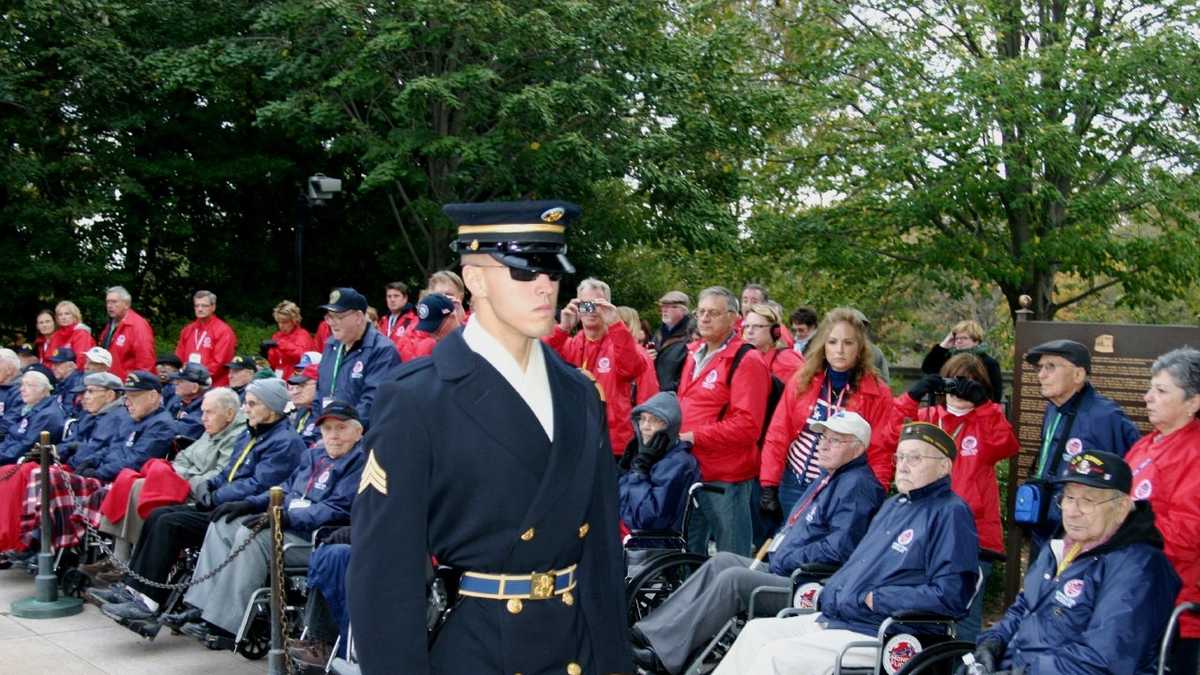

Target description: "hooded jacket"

left=817, top=475, right=979, bottom=635
left=981, top=501, right=1181, bottom=674
left=0, top=396, right=66, bottom=464
left=618, top=392, right=701, bottom=531
left=205, top=416, right=303, bottom=505
left=768, top=453, right=885, bottom=576
left=247, top=440, right=365, bottom=537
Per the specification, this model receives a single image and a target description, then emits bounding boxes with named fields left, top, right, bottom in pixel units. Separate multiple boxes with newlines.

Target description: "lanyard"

left=102, top=320, right=117, bottom=348
left=1035, top=413, right=1063, bottom=478
left=227, top=437, right=259, bottom=481
left=305, top=456, right=330, bottom=497
left=193, top=328, right=208, bottom=352
left=329, top=346, right=345, bottom=395
left=787, top=474, right=832, bottom=526
left=294, top=409, right=310, bottom=432
left=1056, top=541, right=1082, bottom=577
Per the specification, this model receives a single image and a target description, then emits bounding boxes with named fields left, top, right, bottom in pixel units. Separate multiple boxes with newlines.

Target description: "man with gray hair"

left=676, top=286, right=770, bottom=556
left=0, top=370, right=66, bottom=464
left=175, top=290, right=237, bottom=387
left=97, top=285, right=156, bottom=379
left=59, top=372, right=129, bottom=468
left=546, top=277, right=647, bottom=454
left=0, top=348, right=22, bottom=439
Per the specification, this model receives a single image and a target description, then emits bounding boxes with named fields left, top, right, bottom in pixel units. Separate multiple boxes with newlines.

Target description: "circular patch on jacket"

left=17, top=419, right=28, bottom=434
left=883, top=634, right=922, bottom=674
left=116, top=335, right=127, bottom=346
left=1063, top=579, right=1085, bottom=598
left=352, top=360, right=364, bottom=375
left=961, top=436, right=978, bottom=456
left=794, top=582, right=822, bottom=610
left=597, top=357, right=611, bottom=374
left=1134, top=479, right=1153, bottom=500
left=896, top=529, right=914, bottom=546
left=417, top=304, right=429, bottom=319
left=1065, top=438, right=1083, bottom=456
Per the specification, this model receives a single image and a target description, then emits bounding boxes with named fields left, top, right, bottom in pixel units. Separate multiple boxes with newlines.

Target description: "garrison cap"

left=899, top=421, right=956, bottom=460
left=443, top=200, right=578, bottom=274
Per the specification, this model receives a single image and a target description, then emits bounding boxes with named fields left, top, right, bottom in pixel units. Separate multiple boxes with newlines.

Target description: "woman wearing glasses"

left=1122, top=346, right=1200, bottom=674
left=919, top=319, right=1004, bottom=402
left=893, top=352, right=1019, bottom=641
left=759, top=307, right=895, bottom=521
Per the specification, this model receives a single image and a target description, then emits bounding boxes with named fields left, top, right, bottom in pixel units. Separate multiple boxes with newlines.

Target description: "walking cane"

left=11, top=431, right=84, bottom=618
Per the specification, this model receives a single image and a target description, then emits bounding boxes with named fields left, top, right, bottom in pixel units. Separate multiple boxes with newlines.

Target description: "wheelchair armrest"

left=627, top=528, right=680, bottom=539
left=776, top=606, right=818, bottom=618
left=791, top=563, right=839, bottom=587
left=749, top=586, right=792, bottom=618
left=888, top=611, right=959, bottom=623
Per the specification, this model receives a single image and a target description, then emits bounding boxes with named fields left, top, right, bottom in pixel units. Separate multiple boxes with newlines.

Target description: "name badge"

left=288, top=498, right=312, bottom=510
left=321, top=397, right=334, bottom=409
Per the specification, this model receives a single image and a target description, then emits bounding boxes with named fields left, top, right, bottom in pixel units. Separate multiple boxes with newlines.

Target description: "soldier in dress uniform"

left=349, top=200, right=632, bottom=675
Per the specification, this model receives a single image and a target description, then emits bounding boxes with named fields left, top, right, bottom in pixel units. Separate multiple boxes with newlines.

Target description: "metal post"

left=267, top=486, right=286, bottom=675
left=1003, top=294, right=1035, bottom=605
left=11, top=432, right=83, bottom=618
left=295, top=194, right=309, bottom=311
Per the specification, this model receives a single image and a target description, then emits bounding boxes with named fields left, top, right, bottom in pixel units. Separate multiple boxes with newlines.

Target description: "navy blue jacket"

left=316, top=324, right=402, bottom=426
left=93, top=406, right=175, bottom=480
left=288, top=404, right=319, bottom=447
left=248, top=441, right=364, bottom=537
left=818, top=476, right=979, bottom=634
left=169, top=394, right=205, bottom=441
left=981, top=502, right=1180, bottom=674
left=768, top=454, right=885, bottom=577
left=56, top=371, right=84, bottom=418
left=619, top=440, right=700, bottom=532
left=60, top=401, right=131, bottom=467
left=0, top=396, right=66, bottom=464
left=160, top=382, right=177, bottom=411
left=0, top=380, right=21, bottom=437
left=206, top=416, right=303, bottom=506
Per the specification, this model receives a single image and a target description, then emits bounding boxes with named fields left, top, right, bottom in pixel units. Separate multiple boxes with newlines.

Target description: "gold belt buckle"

left=529, top=572, right=556, bottom=599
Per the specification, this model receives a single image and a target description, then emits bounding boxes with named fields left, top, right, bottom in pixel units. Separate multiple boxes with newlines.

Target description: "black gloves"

left=907, top=374, right=945, bottom=402
left=210, top=500, right=256, bottom=522
left=631, top=432, right=671, bottom=474
left=324, top=526, right=351, bottom=546
left=759, top=485, right=781, bottom=517
left=973, top=639, right=1004, bottom=673
left=946, top=377, right=989, bottom=405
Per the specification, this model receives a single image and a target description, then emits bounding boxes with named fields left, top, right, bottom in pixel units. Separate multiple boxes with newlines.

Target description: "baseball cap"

left=287, top=364, right=320, bottom=385
left=170, top=363, right=212, bottom=386
left=899, top=421, right=956, bottom=460
left=49, top=348, right=76, bottom=364
left=226, top=355, right=257, bottom=371
left=1053, top=450, right=1132, bottom=493
left=156, top=353, right=183, bottom=368
left=315, top=400, right=360, bottom=426
left=16, top=344, right=35, bottom=357
left=1024, top=339, right=1091, bottom=373
left=119, top=370, right=163, bottom=392
left=416, top=293, right=455, bottom=333
left=85, top=347, right=113, bottom=367
left=320, top=287, right=369, bottom=313
left=811, top=410, right=872, bottom=448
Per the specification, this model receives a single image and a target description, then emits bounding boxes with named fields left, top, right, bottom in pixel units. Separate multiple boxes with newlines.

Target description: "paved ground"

left=0, top=568, right=264, bottom=674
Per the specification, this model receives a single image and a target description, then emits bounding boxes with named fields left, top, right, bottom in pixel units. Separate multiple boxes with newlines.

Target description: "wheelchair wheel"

left=894, top=640, right=974, bottom=675
left=626, top=551, right=707, bottom=626
left=237, top=609, right=270, bottom=661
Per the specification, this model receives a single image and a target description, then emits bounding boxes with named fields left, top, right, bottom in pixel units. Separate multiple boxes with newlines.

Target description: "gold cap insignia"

left=540, top=207, right=565, bottom=223
left=357, top=449, right=388, bottom=496
left=329, top=290, right=341, bottom=304
left=469, top=239, right=479, bottom=251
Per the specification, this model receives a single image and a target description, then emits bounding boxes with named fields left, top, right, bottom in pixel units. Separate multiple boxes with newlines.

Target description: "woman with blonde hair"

left=44, top=300, right=96, bottom=369
left=265, top=300, right=317, bottom=379
left=742, top=303, right=803, bottom=383
left=618, top=306, right=659, bottom=406
left=921, top=318, right=1004, bottom=402
left=758, top=308, right=895, bottom=518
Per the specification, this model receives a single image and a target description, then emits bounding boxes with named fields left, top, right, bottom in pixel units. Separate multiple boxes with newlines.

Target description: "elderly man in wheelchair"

left=631, top=411, right=885, bottom=673
left=712, top=422, right=979, bottom=675
left=963, top=450, right=1181, bottom=675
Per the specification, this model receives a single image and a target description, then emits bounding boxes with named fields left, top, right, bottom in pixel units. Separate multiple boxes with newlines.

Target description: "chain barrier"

left=271, top=502, right=296, bottom=675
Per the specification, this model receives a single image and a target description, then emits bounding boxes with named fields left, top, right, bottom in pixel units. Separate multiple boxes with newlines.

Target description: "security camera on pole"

left=296, top=174, right=342, bottom=310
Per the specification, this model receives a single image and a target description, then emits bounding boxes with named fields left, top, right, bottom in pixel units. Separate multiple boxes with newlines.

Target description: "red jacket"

left=175, top=315, right=238, bottom=386
left=98, top=309, right=156, bottom=379
left=377, top=309, right=420, bottom=343
left=1125, top=418, right=1200, bottom=638
left=634, top=346, right=659, bottom=406
left=893, top=395, right=1018, bottom=552
left=315, top=320, right=332, bottom=351
left=44, top=324, right=95, bottom=369
left=546, top=321, right=646, bottom=454
left=763, top=347, right=803, bottom=383
left=395, top=330, right=437, bottom=362
left=268, top=326, right=317, bottom=379
left=761, top=370, right=896, bottom=489
left=677, top=335, right=769, bottom=483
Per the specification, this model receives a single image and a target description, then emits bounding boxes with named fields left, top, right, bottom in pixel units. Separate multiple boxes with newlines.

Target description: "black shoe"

left=160, top=606, right=202, bottom=628
left=633, top=645, right=666, bottom=673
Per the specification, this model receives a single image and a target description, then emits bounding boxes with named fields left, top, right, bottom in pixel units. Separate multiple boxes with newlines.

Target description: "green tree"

left=757, top=0, right=1200, bottom=320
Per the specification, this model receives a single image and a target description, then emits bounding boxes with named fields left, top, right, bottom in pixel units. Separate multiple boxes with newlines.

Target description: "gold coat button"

left=506, top=598, right=524, bottom=614
left=567, top=663, right=582, bottom=675
left=561, top=591, right=574, bottom=606
left=577, top=523, right=589, bottom=539
left=520, top=527, right=535, bottom=541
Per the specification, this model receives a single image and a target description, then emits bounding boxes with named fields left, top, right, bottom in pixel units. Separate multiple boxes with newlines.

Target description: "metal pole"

left=267, top=486, right=286, bottom=675
left=296, top=194, right=309, bottom=311
left=11, top=432, right=83, bottom=618
left=1003, top=294, right=1035, bottom=605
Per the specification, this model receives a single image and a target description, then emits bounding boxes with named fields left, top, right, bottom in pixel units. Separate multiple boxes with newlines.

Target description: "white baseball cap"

left=84, top=347, right=113, bottom=367
left=811, top=410, right=871, bottom=448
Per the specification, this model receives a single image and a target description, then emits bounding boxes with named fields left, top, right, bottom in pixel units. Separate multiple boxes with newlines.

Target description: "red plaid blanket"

left=18, top=466, right=103, bottom=550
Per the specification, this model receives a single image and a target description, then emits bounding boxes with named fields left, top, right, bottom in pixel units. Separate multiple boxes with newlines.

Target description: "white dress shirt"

left=462, top=317, right=555, bottom=441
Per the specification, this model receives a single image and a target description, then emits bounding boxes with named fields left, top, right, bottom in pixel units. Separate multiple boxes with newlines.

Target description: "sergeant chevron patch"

left=358, top=449, right=388, bottom=496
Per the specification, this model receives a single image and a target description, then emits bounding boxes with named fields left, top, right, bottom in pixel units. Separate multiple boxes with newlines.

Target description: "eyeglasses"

left=818, top=435, right=859, bottom=447
left=325, top=310, right=361, bottom=323
left=470, top=264, right=562, bottom=282
left=1055, top=493, right=1121, bottom=515
left=894, top=452, right=945, bottom=466
left=695, top=308, right=731, bottom=318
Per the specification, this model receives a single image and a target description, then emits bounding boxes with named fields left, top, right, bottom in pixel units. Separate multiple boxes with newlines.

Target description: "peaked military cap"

left=443, top=200, right=578, bottom=274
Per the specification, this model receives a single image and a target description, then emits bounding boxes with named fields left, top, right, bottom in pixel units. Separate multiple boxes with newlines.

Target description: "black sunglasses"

left=474, top=264, right=563, bottom=282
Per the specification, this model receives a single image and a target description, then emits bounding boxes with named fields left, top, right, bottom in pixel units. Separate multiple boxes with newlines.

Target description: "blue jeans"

left=777, top=467, right=810, bottom=519
left=687, top=480, right=753, bottom=557
left=957, top=560, right=993, bottom=643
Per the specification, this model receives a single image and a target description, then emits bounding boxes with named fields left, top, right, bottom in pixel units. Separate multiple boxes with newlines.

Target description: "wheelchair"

left=624, top=483, right=725, bottom=626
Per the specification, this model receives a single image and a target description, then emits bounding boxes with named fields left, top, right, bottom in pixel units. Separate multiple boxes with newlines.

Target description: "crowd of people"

left=0, top=199, right=1196, bottom=675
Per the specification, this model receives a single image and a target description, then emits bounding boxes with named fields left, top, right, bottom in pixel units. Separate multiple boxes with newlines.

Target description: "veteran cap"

left=226, top=355, right=258, bottom=371
left=49, top=348, right=77, bottom=364
left=899, top=421, right=957, bottom=460
left=119, top=370, right=163, bottom=392
left=287, top=364, right=320, bottom=385
left=416, top=293, right=455, bottom=333
left=170, top=363, right=212, bottom=386
left=315, top=399, right=360, bottom=426
left=1052, top=450, right=1132, bottom=494
left=320, top=287, right=369, bottom=313
left=443, top=200, right=578, bottom=274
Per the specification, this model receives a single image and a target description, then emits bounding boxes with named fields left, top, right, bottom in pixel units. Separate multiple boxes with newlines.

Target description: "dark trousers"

left=126, top=504, right=210, bottom=604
